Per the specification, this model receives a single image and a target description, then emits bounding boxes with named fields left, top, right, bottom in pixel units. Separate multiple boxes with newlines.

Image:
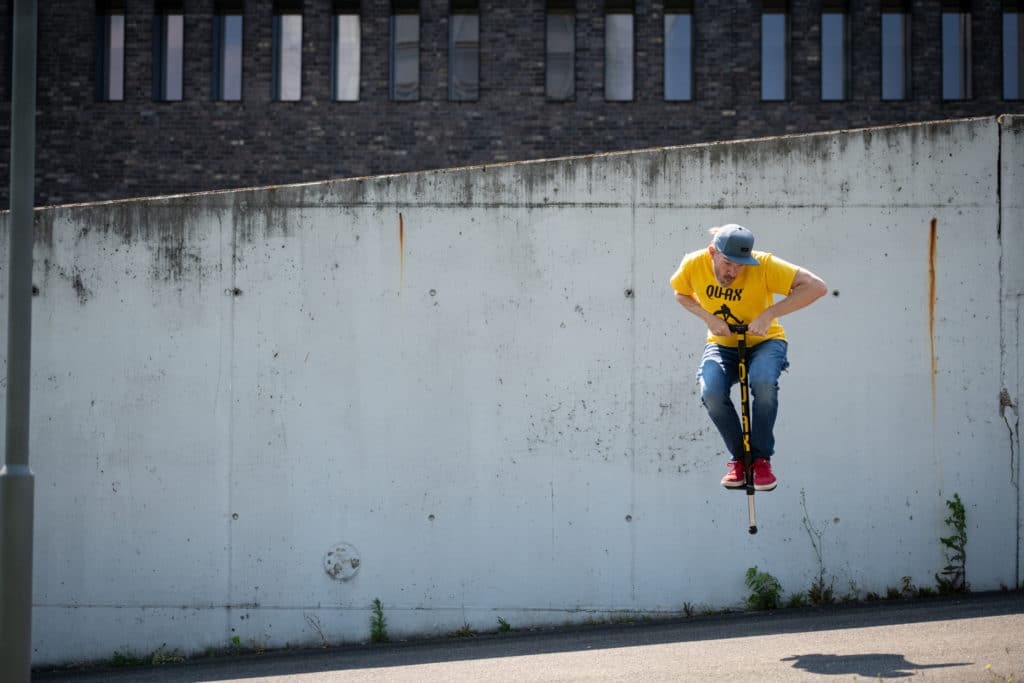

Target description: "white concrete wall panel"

left=0, top=117, right=1020, bottom=666
left=999, top=115, right=1024, bottom=585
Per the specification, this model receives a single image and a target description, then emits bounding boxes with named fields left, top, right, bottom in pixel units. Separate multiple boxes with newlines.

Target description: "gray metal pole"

left=1, top=0, right=37, bottom=681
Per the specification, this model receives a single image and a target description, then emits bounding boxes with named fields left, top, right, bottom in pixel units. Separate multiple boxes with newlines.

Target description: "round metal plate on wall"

left=323, top=543, right=361, bottom=581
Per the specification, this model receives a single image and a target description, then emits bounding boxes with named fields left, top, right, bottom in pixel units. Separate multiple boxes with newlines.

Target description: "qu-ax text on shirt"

left=706, top=285, right=743, bottom=302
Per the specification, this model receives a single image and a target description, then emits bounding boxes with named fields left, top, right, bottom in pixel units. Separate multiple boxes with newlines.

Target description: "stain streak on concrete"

left=930, top=217, right=938, bottom=418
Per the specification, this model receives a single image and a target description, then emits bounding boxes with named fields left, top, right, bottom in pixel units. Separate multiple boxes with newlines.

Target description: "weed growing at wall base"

left=745, top=566, right=783, bottom=610
left=786, top=592, right=807, bottom=608
left=808, top=576, right=835, bottom=606
left=370, top=598, right=388, bottom=643
left=800, top=489, right=836, bottom=605
left=109, top=652, right=147, bottom=667
left=448, top=623, right=477, bottom=638
left=110, top=644, right=184, bottom=667
left=936, top=492, right=969, bottom=593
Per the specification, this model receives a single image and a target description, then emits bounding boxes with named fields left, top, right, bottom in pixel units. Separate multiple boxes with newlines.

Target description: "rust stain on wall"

left=929, top=217, right=937, bottom=418
left=399, top=212, right=405, bottom=293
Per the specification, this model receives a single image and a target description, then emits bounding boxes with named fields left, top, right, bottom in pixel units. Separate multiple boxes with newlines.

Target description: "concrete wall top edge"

left=0, top=114, right=999, bottom=258
left=0, top=115, right=1005, bottom=217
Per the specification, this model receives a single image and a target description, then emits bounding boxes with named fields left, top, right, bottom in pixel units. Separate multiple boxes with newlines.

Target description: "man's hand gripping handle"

left=714, top=304, right=747, bottom=335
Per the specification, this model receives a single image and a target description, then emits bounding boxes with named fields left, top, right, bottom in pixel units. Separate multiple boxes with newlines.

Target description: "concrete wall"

left=0, top=116, right=1021, bottom=666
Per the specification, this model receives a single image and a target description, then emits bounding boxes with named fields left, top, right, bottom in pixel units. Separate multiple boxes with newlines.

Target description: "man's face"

left=710, top=247, right=745, bottom=286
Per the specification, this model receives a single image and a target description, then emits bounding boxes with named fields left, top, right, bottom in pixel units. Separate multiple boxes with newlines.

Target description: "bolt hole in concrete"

left=232, top=513, right=239, bottom=520
left=625, top=515, right=633, bottom=522
left=428, top=514, right=436, bottom=521
left=832, top=290, right=840, bottom=296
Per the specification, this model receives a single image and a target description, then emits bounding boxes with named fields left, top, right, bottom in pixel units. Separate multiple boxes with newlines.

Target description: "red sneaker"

left=721, top=461, right=746, bottom=488
left=752, top=459, right=777, bottom=491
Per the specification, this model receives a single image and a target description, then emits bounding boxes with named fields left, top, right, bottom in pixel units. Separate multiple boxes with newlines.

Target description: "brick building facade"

left=1, top=0, right=1022, bottom=207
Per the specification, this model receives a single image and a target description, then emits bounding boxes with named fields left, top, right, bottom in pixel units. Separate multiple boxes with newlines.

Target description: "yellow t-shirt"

left=670, top=249, right=799, bottom=347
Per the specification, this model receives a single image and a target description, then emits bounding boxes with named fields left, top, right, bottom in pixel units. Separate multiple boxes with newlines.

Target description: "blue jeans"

left=697, top=340, right=789, bottom=462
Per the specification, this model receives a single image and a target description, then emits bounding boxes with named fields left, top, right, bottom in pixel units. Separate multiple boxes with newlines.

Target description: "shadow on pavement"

left=781, top=653, right=972, bottom=678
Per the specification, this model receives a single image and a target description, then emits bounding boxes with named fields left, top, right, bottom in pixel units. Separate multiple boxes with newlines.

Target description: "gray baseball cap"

left=713, top=224, right=760, bottom=265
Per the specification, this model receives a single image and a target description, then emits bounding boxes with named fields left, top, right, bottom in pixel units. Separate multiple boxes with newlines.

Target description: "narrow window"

left=605, top=0, right=634, bottom=101
left=153, top=0, right=184, bottom=101
left=390, top=0, right=419, bottom=101
left=942, top=1, right=972, bottom=100
left=761, top=0, right=789, bottom=101
left=449, top=0, right=479, bottom=101
left=821, top=0, right=849, bottom=100
left=664, top=0, right=693, bottom=101
left=96, top=0, right=126, bottom=101
left=546, top=0, right=575, bottom=100
left=5, top=3, right=11, bottom=99
left=1006, top=1, right=1024, bottom=99
left=213, top=0, right=244, bottom=100
left=332, top=0, right=360, bottom=101
left=273, top=1, right=303, bottom=101
left=881, top=0, right=910, bottom=100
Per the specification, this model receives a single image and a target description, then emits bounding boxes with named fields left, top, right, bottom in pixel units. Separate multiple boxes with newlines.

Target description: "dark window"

left=213, top=0, right=244, bottom=101
left=389, top=0, right=419, bottom=101
left=664, top=0, right=693, bottom=101
left=332, top=0, right=360, bottom=101
left=605, top=0, right=634, bottom=101
left=449, top=0, right=479, bottom=101
left=761, top=0, right=789, bottom=101
left=942, top=0, right=972, bottom=100
left=1006, top=1, right=1024, bottom=99
left=881, top=0, right=910, bottom=100
left=546, top=0, right=575, bottom=101
left=4, top=2, right=10, bottom=99
left=153, top=0, right=184, bottom=101
left=273, top=0, right=303, bottom=101
left=96, top=0, right=126, bottom=101
left=821, top=0, right=849, bottom=100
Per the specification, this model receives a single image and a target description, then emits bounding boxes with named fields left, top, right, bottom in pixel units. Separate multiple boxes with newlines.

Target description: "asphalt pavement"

left=33, top=591, right=1024, bottom=682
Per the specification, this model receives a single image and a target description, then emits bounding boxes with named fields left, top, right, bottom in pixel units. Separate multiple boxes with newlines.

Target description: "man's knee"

left=749, top=379, right=779, bottom=401
left=747, top=362, right=782, bottom=393
left=700, top=379, right=730, bottom=407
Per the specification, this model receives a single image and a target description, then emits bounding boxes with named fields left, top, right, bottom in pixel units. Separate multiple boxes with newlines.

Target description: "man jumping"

left=670, top=224, right=827, bottom=491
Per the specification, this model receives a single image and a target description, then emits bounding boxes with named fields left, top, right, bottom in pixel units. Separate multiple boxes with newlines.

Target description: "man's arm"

left=675, top=292, right=733, bottom=337
left=748, top=267, right=827, bottom=336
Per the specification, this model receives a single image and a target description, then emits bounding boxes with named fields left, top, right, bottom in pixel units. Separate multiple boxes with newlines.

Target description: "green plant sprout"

left=936, top=493, right=969, bottom=593
left=800, top=489, right=835, bottom=605
left=448, top=623, right=477, bottom=638
left=745, top=566, right=783, bottom=611
left=370, top=598, right=388, bottom=643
